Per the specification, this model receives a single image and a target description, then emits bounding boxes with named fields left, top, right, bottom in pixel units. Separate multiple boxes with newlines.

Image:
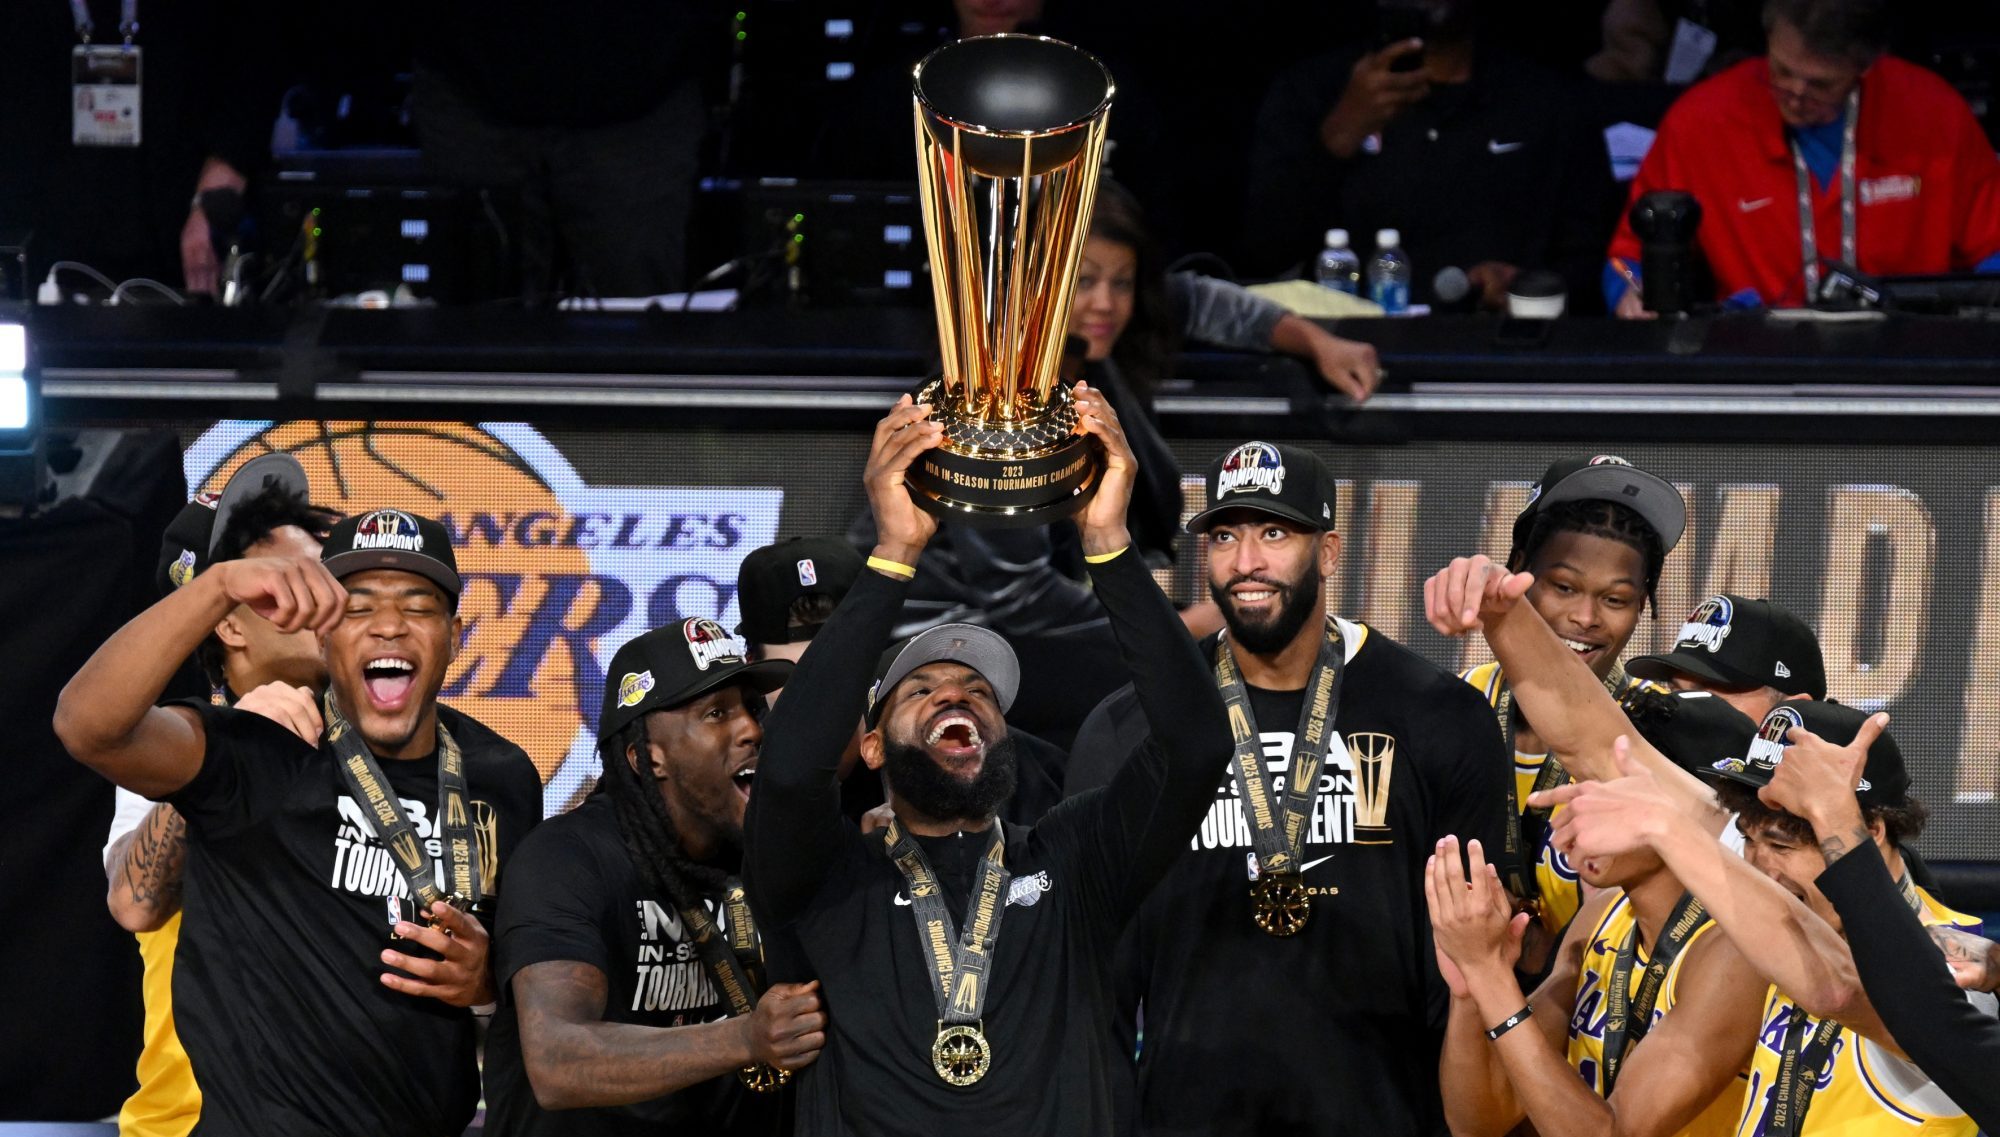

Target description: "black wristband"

left=1484, top=1005, right=1533, bottom=1041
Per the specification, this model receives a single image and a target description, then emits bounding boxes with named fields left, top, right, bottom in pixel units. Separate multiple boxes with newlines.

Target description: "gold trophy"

left=1347, top=732, right=1397, bottom=845
left=907, top=34, right=1115, bottom=526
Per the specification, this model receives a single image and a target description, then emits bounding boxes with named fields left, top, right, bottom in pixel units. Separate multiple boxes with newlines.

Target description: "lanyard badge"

left=70, top=0, right=142, bottom=148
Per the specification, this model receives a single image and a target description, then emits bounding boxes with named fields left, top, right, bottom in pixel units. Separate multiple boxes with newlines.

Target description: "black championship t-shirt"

left=165, top=701, right=542, bottom=1137
left=1067, top=622, right=1512, bottom=1137
left=484, top=793, right=784, bottom=1137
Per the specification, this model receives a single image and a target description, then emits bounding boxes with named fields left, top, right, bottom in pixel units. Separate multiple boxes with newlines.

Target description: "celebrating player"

left=1067, top=440, right=1511, bottom=1136
left=58, top=507, right=542, bottom=1136
left=741, top=384, right=1231, bottom=1133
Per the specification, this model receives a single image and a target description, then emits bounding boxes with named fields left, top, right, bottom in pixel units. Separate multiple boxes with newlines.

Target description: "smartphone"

left=1376, top=4, right=1428, bottom=72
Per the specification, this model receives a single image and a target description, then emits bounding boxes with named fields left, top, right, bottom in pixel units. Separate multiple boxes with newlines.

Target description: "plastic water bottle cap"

left=1376, top=228, right=1400, bottom=249
left=1324, top=229, right=1350, bottom=249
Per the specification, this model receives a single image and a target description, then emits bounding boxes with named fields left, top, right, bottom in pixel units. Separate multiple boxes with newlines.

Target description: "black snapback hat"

left=1704, top=699, right=1911, bottom=810
left=865, top=623, right=1020, bottom=729
left=600, top=618, right=793, bottom=744
left=1627, top=595, right=1826, bottom=698
left=322, top=508, right=462, bottom=602
left=1624, top=686, right=1759, bottom=776
left=736, top=537, right=865, bottom=645
left=156, top=453, right=311, bottom=597
left=1511, top=454, right=1686, bottom=555
left=1184, top=441, right=1337, bottom=534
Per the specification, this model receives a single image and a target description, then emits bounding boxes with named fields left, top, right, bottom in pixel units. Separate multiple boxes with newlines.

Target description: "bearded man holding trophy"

left=740, top=34, right=1237, bottom=1134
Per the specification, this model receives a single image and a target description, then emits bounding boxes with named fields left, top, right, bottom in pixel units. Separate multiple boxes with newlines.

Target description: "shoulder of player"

left=186, top=697, right=320, bottom=754
left=506, top=799, right=622, bottom=882
left=438, top=705, right=540, bottom=791
left=1349, top=628, right=1502, bottom=718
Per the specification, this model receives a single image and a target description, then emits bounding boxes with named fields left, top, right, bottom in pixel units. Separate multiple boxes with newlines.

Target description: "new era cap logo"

left=1775, top=661, right=1791, bottom=679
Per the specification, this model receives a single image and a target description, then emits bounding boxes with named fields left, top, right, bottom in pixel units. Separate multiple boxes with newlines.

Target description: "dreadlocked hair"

left=1509, top=497, right=1669, bottom=615
left=598, top=718, right=732, bottom=907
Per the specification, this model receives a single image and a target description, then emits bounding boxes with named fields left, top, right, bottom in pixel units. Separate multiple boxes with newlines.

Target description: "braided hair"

left=1509, top=497, right=1668, bottom=615
left=598, top=717, right=731, bottom=906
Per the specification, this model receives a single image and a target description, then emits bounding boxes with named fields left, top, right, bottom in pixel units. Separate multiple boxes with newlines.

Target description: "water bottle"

left=1313, top=229, right=1361, bottom=295
left=1367, top=228, right=1412, bottom=314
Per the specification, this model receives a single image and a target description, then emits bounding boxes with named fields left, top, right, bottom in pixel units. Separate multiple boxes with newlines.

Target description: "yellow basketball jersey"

left=1731, top=887, right=1979, bottom=1137
left=118, top=913, right=200, bottom=1137
left=1462, top=661, right=1586, bottom=934
left=1567, top=892, right=1744, bottom=1137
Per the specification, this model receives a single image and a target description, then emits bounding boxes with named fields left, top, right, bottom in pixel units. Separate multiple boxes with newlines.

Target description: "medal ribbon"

left=1599, top=891, right=1708, bottom=1091
left=70, top=0, right=138, bottom=43
left=323, top=690, right=482, bottom=916
left=883, top=819, right=1010, bottom=1027
left=1494, top=664, right=1633, bottom=901
left=1793, top=88, right=1860, bottom=302
left=1214, top=619, right=1344, bottom=879
left=676, top=880, right=765, bottom=1019
left=1767, top=1008, right=1843, bottom=1137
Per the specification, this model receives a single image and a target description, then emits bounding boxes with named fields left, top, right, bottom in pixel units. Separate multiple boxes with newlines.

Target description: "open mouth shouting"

left=924, top=710, right=986, bottom=762
left=361, top=655, right=418, bottom=713
left=730, top=760, right=757, bottom=802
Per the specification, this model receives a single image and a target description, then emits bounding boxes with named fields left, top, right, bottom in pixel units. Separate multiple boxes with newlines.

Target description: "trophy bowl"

left=906, top=35, right=1115, bottom=528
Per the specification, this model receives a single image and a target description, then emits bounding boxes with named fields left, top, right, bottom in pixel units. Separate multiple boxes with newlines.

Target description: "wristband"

left=1082, top=546, right=1128, bottom=564
left=866, top=555, right=916, bottom=580
left=1484, top=1005, right=1533, bottom=1041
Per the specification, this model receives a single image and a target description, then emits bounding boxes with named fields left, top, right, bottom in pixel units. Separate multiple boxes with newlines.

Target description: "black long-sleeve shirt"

left=742, top=548, right=1231, bottom=1135
left=1815, top=843, right=2000, bottom=1133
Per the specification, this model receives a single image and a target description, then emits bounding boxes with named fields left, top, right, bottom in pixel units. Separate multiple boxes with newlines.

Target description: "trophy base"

left=905, top=379, right=1103, bottom=528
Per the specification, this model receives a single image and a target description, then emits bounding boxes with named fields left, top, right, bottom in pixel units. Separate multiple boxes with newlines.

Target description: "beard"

left=883, top=731, right=1020, bottom=825
left=1210, top=557, right=1325, bottom=654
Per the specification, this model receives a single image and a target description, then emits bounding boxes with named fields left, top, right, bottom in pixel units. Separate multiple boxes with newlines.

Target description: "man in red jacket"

left=1607, top=0, right=2000, bottom=314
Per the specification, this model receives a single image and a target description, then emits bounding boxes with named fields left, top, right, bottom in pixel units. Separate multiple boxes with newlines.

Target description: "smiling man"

left=56, top=505, right=542, bottom=1137
left=483, top=619, right=822, bottom=1137
left=742, top=385, right=1232, bottom=1134
left=1461, top=455, right=1685, bottom=963
left=1607, top=0, right=2000, bottom=313
left=1065, top=440, right=1510, bottom=1137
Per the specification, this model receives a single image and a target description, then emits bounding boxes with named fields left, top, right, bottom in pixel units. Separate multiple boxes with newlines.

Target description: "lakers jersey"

left=1731, top=886, right=1981, bottom=1137
left=119, top=912, right=201, bottom=1137
left=1567, top=891, right=1744, bottom=1137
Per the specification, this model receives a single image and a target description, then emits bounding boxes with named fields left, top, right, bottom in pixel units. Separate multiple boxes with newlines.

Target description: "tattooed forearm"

left=1815, top=824, right=1871, bottom=865
left=112, top=804, right=189, bottom=927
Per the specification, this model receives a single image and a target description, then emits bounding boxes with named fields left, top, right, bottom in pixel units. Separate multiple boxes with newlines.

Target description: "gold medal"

left=737, top=1063, right=791, bottom=1093
left=932, top=1021, right=992, bottom=1086
left=1250, top=871, right=1311, bottom=937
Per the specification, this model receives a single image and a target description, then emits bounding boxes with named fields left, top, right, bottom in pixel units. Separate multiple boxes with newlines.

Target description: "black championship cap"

left=1623, top=686, right=1759, bottom=777
left=1704, top=699, right=1911, bottom=810
left=1627, top=595, right=1826, bottom=698
left=736, top=537, right=864, bottom=645
left=865, top=623, right=1020, bottom=729
left=155, top=453, right=311, bottom=597
left=1511, top=454, right=1687, bottom=555
left=1184, top=441, right=1337, bottom=533
left=600, top=618, right=793, bottom=743
left=321, top=508, right=463, bottom=602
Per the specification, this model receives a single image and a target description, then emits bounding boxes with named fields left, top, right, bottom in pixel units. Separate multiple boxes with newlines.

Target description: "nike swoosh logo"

left=893, top=893, right=912, bottom=906
left=1738, top=197, right=1774, bottom=212
left=1301, top=855, right=1336, bottom=873
left=1488, top=140, right=1525, bottom=154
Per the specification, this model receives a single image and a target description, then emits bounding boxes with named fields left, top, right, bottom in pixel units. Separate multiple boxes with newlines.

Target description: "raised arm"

left=55, top=555, right=344, bottom=798
left=1425, top=556, right=1724, bottom=831
left=744, top=396, right=934, bottom=926
left=1539, top=746, right=1903, bottom=1052
left=1068, top=383, right=1232, bottom=892
left=512, top=962, right=823, bottom=1110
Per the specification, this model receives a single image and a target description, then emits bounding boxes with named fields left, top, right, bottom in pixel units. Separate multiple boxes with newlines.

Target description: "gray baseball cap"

left=865, top=623, right=1019, bottom=729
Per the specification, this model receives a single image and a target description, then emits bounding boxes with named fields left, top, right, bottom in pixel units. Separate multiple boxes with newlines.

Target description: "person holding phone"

left=1241, top=0, right=1617, bottom=311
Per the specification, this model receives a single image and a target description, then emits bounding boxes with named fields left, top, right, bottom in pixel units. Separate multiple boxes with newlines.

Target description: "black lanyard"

left=1215, top=621, right=1344, bottom=936
left=884, top=819, right=1011, bottom=1085
left=1492, top=665, right=1627, bottom=902
left=323, top=691, right=482, bottom=918
left=677, top=880, right=789, bottom=1092
left=1793, top=89, right=1859, bottom=302
left=1599, top=892, right=1708, bottom=1091
left=1767, top=1008, right=1843, bottom=1137
left=69, top=0, right=138, bottom=43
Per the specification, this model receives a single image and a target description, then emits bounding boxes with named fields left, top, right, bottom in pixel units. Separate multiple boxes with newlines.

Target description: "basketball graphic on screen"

left=196, top=421, right=595, bottom=781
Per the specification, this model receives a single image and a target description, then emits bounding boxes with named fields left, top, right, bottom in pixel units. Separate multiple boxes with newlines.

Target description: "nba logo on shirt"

left=797, top=558, right=818, bottom=587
